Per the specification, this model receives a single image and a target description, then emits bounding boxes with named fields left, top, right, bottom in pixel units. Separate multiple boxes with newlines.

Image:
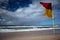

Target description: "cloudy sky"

left=0, top=0, right=60, bottom=26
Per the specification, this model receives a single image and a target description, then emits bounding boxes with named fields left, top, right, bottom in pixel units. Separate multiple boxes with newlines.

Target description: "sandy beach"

left=0, top=29, right=60, bottom=40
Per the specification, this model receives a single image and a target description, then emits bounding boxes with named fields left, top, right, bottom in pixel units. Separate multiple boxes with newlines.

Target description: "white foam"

left=0, top=28, right=60, bottom=32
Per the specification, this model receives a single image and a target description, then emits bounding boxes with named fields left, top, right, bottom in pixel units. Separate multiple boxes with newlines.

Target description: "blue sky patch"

left=0, top=0, right=32, bottom=11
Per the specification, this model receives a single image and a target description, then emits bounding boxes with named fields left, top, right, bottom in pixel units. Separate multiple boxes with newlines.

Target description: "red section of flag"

left=40, top=2, right=52, bottom=9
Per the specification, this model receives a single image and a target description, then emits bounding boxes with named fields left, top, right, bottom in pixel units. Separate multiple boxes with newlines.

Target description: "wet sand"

left=0, top=29, right=60, bottom=40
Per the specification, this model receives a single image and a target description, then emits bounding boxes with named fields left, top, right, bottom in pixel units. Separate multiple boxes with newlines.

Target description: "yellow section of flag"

left=44, top=7, right=52, bottom=18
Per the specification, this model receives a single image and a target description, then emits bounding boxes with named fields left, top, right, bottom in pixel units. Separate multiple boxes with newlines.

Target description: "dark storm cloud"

left=0, top=11, right=25, bottom=25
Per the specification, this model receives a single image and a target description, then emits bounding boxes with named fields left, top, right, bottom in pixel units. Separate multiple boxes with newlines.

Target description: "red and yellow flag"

left=40, top=2, right=52, bottom=18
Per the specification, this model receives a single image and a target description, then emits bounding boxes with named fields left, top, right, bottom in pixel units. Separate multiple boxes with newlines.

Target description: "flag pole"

left=52, top=16, right=55, bottom=33
left=52, top=9, right=55, bottom=34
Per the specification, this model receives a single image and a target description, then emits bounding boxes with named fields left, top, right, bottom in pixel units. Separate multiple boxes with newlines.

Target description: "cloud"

left=0, top=2, right=47, bottom=25
left=0, top=0, right=60, bottom=26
